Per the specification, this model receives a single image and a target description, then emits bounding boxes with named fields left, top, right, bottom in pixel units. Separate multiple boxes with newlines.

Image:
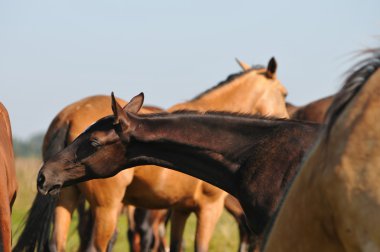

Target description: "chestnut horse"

left=0, top=103, right=17, bottom=252
left=264, top=49, right=380, bottom=251
left=37, top=92, right=319, bottom=251
left=18, top=58, right=289, bottom=252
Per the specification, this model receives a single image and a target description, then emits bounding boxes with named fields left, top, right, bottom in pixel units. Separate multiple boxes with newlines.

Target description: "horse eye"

left=91, top=139, right=101, bottom=147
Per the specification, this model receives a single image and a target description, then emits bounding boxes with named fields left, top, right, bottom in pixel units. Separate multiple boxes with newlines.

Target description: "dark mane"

left=325, top=48, right=380, bottom=134
left=191, top=65, right=265, bottom=101
left=138, top=109, right=320, bottom=127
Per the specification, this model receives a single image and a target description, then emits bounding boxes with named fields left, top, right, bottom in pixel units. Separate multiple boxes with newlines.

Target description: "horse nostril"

left=37, top=173, right=45, bottom=188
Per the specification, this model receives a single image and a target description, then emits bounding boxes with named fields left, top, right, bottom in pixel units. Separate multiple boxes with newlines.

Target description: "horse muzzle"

left=37, top=170, right=63, bottom=196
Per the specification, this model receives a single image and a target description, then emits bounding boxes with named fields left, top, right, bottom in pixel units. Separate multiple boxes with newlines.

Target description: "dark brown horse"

left=0, top=103, right=17, bottom=252
left=287, top=95, right=334, bottom=123
left=37, top=92, right=319, bottom=250
left=264, top=49, right=380, bottom=251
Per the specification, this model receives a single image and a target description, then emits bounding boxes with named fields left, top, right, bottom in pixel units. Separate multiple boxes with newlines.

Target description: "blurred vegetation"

left=12, top=157, right=239, bottom=251
left=13, top=133, right=44, bottom=158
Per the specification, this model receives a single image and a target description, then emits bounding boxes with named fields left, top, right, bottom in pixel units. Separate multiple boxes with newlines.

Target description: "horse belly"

left=78, top=169, right=134, bottom=206
left=124, top=166, right=200, bottom=210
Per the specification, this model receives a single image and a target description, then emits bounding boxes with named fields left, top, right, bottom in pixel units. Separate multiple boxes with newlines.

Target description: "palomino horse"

left=236, top=58, right=335, bottom=124
left=20, top=57, right=289, bottom=252
left=264, top=49, right=380, bottom=251
left=0, top=103, right=17, bottom=252
left=14, top=96, right=162, bottom=252
left=37, top=92, right=320, bottom=251
left=237, top=57, right=334, bottom=124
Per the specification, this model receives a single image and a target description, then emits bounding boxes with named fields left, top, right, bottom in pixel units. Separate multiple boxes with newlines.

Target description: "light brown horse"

left=0, top=103, right=17, bottom=252
left=236, top=58, right=334, bottom=124
left=17, top=57, right=289, bottom=252
left=264, top=49, right=380, bottom=251
left=14, top=96, right=161, bottom=252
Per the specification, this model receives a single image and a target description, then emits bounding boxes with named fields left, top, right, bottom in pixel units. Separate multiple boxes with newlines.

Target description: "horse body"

left=0, top=103, right=17, bottom=252
left=264, top=50, right=380, bottom=252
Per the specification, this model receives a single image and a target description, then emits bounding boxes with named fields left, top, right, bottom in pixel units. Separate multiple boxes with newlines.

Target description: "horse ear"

left=111, top=92, right=127, bottom=125
left=235, top=58, right=251, bottom=71
left=266, top=57, right=277, bottom=79
left=122, top=92, right=144, bottom=114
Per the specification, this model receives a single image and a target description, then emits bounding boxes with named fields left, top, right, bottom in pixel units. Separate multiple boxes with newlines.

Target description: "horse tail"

left=13, top=122, right=70, bottom=252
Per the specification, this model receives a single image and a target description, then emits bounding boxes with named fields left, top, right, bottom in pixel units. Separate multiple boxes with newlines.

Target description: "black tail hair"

left=13, top=123, right=70, bottom=252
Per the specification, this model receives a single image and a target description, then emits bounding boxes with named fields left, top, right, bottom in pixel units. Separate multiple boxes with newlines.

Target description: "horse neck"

left=170, top=72, right=288, bottom=117
left=127, top=113, right=274, bottom=195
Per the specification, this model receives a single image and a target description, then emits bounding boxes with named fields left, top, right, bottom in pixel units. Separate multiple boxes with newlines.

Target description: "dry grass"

left=12, top=157, right=239, bottom=251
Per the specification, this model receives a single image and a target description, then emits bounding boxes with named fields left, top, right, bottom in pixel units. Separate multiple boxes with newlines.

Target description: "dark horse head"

left=37, top=93, right=145, bottom=195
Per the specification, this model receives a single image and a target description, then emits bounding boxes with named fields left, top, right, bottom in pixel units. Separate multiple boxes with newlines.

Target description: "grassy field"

left=12, top=157, right=239, bottom=251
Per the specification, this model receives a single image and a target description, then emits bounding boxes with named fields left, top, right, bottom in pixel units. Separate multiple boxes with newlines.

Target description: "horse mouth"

left=38, top=184, right=62, bottom=196
left=47, top=184, right=62, bottom=195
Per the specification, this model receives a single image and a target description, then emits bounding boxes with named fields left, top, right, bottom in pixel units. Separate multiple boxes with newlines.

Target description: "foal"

left=37, top=93, right=319, bottom=249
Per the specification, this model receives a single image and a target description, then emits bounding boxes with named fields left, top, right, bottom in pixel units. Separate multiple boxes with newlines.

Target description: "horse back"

left=292, top=95, right=334, bottom=123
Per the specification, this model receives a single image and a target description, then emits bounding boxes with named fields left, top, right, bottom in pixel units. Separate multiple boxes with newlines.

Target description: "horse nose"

left=37, top=172, right=45, bottom=189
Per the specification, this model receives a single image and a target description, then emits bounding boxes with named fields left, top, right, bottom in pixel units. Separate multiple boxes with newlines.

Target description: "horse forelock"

left=325, top=48, right=380, bottom=136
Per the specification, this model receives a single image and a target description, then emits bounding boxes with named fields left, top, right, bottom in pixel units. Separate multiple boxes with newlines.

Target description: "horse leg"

left=194, top=199, right=225, bottom=252
left=106, top=228, right=119, bottom=252
left=50, top=186, right=80, bottom=252
left=135, top=208, right=154, bottom=252
left=151, top=210, right=169, bottom=252
left=170, top=209, right=190, bottom=252
left=126, top=205, right=140, bottom=252
left=91, top=205, right=120, bottom=252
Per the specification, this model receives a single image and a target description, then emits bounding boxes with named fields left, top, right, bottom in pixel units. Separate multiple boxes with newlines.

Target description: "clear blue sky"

left=1, top=0, right=379, bottom=138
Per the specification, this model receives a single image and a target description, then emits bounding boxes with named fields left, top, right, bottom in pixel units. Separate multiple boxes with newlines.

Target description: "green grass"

left=12, top=157, right=239, bottom=251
